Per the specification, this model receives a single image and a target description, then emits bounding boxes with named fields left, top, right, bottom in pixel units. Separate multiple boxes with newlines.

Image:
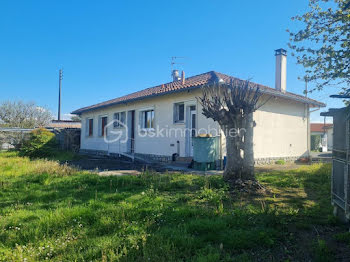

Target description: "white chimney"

left=172, top=69, right=181, bottom=82
left=275, top=48, right=287, bottom=92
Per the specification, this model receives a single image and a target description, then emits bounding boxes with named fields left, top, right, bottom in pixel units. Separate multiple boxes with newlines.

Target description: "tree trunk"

left=222, top=113, right=255, bottom=182
left=223, top=123, right=243, bottom=181
left=242, top=113, right=255, bottom=180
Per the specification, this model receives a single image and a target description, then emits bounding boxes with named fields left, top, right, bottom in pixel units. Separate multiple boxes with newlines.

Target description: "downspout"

left=219, top=130, right=223, bottom=170
left=345, top=112, right=350, bottom=219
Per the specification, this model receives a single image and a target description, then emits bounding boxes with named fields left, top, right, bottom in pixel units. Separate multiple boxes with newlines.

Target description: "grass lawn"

left=0, top=151, right=348, bottom=261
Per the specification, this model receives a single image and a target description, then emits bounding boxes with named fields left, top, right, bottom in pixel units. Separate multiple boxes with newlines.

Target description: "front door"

left=127, top=110, right=135, bottom=153
left=189, top=106, right=196, bottom=156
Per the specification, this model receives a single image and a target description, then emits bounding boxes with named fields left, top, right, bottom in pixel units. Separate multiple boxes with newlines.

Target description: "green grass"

left=0, top=152, right=339, bottom=261
left=47, top=150, right=84, bottom=162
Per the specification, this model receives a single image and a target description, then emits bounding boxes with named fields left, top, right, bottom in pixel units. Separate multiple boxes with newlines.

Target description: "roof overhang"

left=321, top=107, right=350, bottom=117
left=258, top=89, right=325, bottom=108
left=71, top=85, right=201, bottom=115
left=72, top=74, right=326, bottom=115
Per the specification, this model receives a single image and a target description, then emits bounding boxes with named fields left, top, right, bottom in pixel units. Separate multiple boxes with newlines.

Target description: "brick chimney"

left=181, top=71, right=185, bottom=85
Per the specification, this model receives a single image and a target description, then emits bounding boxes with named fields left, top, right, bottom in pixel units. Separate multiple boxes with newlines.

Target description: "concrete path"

left=98, top=170, right=141, bottom=176
left=69, top=155, right=314, bottom=177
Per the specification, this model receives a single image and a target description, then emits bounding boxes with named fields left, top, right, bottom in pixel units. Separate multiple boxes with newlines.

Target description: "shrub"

left=275, top=159, right=286, bottom=165
left=313, top=239, right=334, bottom=262
left=20, top=128, right=57, bottom=158
left=334, top=232, right=350, bottom=246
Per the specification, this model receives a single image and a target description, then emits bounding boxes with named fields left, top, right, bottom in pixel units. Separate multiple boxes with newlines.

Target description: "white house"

left=311, top=123, right=333, bottom=151
left=72, top=49, right=325, bottom=163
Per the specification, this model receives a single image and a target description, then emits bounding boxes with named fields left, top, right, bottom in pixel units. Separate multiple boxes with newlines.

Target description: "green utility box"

left=192, top=136, right=220, bottom=171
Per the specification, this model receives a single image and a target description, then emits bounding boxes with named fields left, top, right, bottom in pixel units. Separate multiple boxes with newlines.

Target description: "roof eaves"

left=71, top=83, right=204, bottom=115
left=259, top=88, right=326, bottom=107
left=72, top=71, right=326, bottom=114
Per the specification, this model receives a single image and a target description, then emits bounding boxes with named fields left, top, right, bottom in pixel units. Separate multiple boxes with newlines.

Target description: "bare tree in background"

left=198, top=79, right=270, bottom=182
left=71, top=115, right=81, bottom=122
left=0, top=101, right=53, bottom=128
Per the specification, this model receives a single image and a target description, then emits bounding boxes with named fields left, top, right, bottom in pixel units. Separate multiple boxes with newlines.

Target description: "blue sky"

left=0, top=0, right=344, bottom=122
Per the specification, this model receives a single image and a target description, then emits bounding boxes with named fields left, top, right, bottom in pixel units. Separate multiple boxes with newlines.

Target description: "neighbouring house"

left=310, top=123, right=333, bottom=151
left=47, top=120, right=82, bottom=129
left=46, top=120, right=81, bottom=152
left=72, top=49, right=325, bottom=164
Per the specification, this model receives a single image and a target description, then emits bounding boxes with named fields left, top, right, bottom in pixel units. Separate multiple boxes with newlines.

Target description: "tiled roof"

left=72, top=71, right=325, bottom=114
left=47, top=120, right=81, bottom=129
left=311, top=123, right=333, bottom=133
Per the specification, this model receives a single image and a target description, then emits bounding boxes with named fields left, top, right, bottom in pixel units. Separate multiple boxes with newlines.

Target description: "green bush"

left=20, top=128, right=57, bottom=158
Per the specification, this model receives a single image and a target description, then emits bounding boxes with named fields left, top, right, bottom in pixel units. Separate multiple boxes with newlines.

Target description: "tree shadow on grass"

left=116, top=164, right=343, bottom=262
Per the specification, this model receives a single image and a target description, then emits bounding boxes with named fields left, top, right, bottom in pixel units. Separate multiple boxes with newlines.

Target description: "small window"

left=174, top=103, right=185, bottom=123
left=87, top=118, right=93, bottom=136
left=114, top=112, right=126, bottom=128
left=140, top=109, right=154, bottom=129
left=99, top=116, right=108, bottom=136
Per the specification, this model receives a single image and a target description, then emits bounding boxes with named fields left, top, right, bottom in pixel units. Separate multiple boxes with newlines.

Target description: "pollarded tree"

left=198, top=79, right=270, bottom=182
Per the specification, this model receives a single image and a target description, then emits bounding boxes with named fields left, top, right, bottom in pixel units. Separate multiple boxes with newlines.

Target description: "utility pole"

left=304, top=77, right=308, bottom=97
left=58, top=69, right=63, bottom=121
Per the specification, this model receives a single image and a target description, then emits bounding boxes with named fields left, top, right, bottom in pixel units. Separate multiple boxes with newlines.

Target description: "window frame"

left=113, top=111, right=126, bottom=128
left=174, top=102, right=185, bottom=123
left=140, top=109, right=155, bottom=130
left=99, top=115, right=108, bottom=137
left=87, top=118, right=94, bottom=137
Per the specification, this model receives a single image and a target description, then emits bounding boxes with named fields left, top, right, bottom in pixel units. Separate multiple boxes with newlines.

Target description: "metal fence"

left=323, top=107, right=350, bottom=220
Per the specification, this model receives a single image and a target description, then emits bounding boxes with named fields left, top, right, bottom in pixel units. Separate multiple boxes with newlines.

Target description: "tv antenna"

left=171, top=56, right=186, bottom=70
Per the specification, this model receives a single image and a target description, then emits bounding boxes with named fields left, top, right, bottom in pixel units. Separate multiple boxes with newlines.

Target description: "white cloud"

left=62, top=113, right=74, bottom=120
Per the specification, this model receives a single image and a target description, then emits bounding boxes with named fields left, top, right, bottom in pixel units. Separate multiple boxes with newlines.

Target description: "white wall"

left=327, top=128, right=333, bottom=150
left=80, top=89, right=219, bottom=157
left=80, top=89, right=309, bottom=159
left=253, top=96, right=308, bottom=158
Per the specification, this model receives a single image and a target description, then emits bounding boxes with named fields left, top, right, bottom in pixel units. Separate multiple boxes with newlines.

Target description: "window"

left=87, top=118, right=93, bottom=137
left=99, top=116, right=108, bottom=136
left=113, top=112, right=126, bottom=128
left=174, top=103, right=185, bottom=123
left=140, top=109, right=154, bottom=129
